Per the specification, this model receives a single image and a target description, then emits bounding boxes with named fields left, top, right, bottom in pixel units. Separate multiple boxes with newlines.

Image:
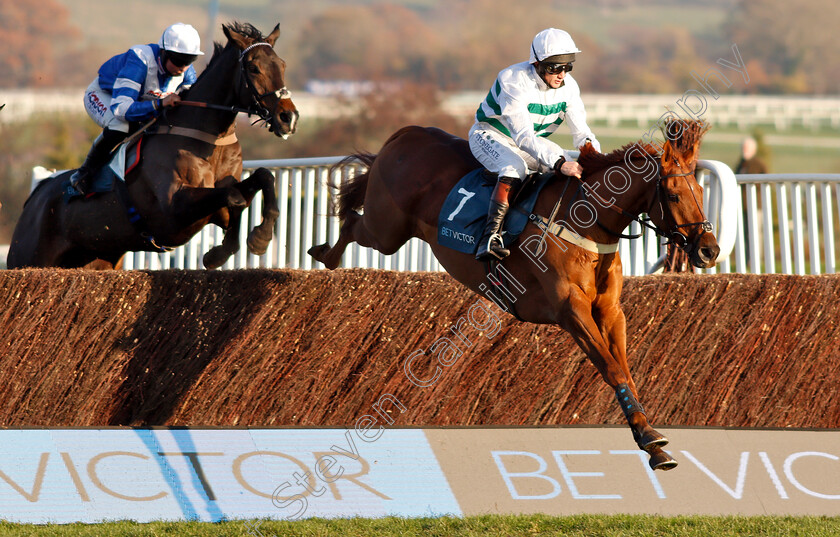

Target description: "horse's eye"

left=247, top=64, right=259, bottom=74
left=668, top=194, right=679, bottom=202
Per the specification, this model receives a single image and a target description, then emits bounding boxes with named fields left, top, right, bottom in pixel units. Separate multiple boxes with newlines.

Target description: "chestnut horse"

left=310, top=120, right=719, bottom=470
left=8, top=22, right=298, bottom=269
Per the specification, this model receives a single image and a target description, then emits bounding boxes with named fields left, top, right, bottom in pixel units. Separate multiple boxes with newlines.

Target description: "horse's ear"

left=223, top=24, right=252, bottom=51
left=659, top=138, right=676, bottom=168
left=265, top=24, right=281, bottom=47
left=681, top=142, right=700, bottom=166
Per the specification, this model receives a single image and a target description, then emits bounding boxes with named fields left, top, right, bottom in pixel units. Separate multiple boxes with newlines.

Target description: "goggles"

left=166, top=51, right=198, bottom=68
left=543, top=62, right=573, bottom=75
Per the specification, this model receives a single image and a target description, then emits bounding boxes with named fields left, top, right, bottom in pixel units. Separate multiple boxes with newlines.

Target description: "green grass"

left=3, top=515, right=840, bottom=536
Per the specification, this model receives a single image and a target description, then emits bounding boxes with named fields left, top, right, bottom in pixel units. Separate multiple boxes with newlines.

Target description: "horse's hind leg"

left=310, top=205, right=409, bottom=270
left=308, top=210, right=366, bottom=270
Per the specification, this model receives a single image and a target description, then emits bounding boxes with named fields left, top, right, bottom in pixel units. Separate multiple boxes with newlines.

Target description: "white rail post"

left=290, top=167, right=303, bottom=269
left=824, top=183, right=837, bottom=274
left=791, top=183, right=806, bottom=275
left=776, top=183, right=792, bottom=274
left=276, top=168, right=290, bottom=268
left=302, top=168, right=316, bottom=270
left=760, top=183, right=775, bottom=273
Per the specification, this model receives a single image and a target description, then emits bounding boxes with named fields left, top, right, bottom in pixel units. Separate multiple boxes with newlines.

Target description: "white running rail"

left=115, top=156, right=741, bottom=275
left=715, top=174, right=840, bottom=275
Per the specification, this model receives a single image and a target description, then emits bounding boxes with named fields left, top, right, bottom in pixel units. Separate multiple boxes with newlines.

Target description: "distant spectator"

left=734, top=136, right=768, bottom=174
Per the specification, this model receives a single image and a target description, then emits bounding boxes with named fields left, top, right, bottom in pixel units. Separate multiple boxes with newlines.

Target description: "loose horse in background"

left=310, top=120, right=719, bottom=470
left=8, top=22, right=298, bottom=269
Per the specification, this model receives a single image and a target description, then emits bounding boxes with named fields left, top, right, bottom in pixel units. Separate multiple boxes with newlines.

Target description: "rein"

left=171, top=41, right=292, bottom=130
left=177, top=99, right=262, bottom=117
left=580, top=167, right=712, bottom=247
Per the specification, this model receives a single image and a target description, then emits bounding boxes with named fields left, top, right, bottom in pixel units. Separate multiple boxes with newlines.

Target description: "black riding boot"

left=475, top=177, right=516, bottom=261
left=69, top=128, right=127, bottom=195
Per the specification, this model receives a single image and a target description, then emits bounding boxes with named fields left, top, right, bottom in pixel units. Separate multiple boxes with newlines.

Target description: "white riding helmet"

left=159, top=23, right=204, bottom=56
left=529, top=28, right=580, bottom=64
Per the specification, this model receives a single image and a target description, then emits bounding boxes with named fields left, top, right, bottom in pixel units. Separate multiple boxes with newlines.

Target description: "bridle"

left=236, top=42, right=293, bottom=126
left=649, top=167, right=713, bottom=249
left=176, top=41, right=292, bottom=127
left=582, top=162, right=712, bottom=250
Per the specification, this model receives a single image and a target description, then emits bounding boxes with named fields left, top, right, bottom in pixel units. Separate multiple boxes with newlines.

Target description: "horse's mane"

left=577, top=142, right=659, bottom=175
left=223, top=21, right=266, bottom=42
left=577, top=119, right=709, bottom=175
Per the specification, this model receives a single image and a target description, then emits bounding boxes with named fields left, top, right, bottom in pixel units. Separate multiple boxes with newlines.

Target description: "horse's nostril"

left=280, top=112, right=291, bottom=124
left=700, top=246, right=719, bottom=261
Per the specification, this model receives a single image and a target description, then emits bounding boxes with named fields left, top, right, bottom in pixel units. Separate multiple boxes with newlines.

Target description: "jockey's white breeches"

left=468, top=125, right=554, bottom=180
left=83, top=78, right=130, bottom=133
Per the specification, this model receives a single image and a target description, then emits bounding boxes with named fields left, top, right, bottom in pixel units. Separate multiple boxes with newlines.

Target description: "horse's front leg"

left=202, top=169, right=280, bottom=268
left=237, top=167, right=279, bottom=256
left=201, top=176, right=245, bottom=269
left=594, top=299, right=676, bottom=470
left=564, top=289, right=677, bottom=471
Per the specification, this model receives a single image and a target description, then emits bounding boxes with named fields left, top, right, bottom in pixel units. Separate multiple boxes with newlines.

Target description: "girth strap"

left=155, top=126, right=239, bottom=146
left=530, top=215, right=619, bottom=254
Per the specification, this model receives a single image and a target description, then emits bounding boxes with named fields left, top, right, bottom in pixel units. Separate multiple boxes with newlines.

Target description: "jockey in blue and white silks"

left=470, top=28, right=602, bottom=262
left=71, top=23, right=204, bottom=196
left=91, top=42, right=198, bottom=127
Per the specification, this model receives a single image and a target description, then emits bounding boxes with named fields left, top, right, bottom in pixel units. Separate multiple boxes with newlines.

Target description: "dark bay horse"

left=8, top=22, right=298, bottom=269
left=310, top=120, right=720, bottom=470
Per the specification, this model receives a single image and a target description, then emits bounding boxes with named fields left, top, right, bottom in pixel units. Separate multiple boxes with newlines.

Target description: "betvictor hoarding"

left=0, top=427, right=838, bottom=523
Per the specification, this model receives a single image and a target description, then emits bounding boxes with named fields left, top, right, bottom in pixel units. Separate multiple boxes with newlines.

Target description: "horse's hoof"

left=637, top=429, right=669, bottom=450
left=648, top=448, right=678, bottom=471
left=203, top=246, right=231, bottom=269
left=307, top=243, right=337, bottom=268
left=247, top=226, right=273, bottom=256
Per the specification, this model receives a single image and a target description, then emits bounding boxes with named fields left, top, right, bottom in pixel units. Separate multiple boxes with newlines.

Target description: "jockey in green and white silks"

left=470, top=28, right=601, bottom=262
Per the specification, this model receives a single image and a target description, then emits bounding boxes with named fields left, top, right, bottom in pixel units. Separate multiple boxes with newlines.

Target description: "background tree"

left=725, top=0, right=840, bottom=93
left=292, top=4, right=444, bottom=86
left=431, top=0, right=557, bottom=90
left=598, top=25, right=705, bottom=93
left=0, top=0, right=81, bottom=87
left=238, top=82, right=472, bottom=159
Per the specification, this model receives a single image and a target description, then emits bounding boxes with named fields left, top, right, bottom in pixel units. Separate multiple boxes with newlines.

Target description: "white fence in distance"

left=719, top=174, right=840, bottom=275
left=5, top=90, right=840, bottom=132
left=121, top=156, right=741, bottom=276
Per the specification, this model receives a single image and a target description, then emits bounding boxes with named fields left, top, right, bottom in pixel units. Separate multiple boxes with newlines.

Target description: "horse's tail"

left=331, top=126, right=421, bottom=219
left=331, top=152, right=376, bottom=220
